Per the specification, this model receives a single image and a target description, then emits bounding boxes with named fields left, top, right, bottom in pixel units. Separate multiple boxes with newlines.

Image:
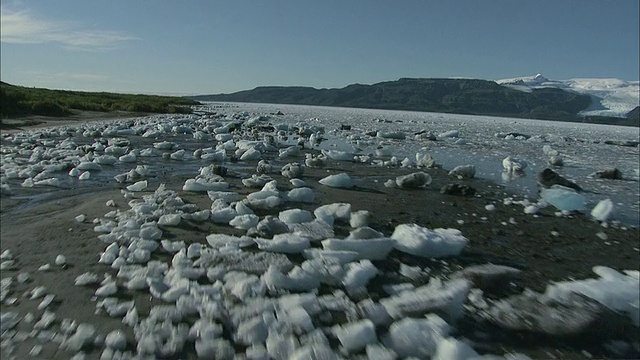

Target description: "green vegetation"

left=1, top=82, right=199, bottom=118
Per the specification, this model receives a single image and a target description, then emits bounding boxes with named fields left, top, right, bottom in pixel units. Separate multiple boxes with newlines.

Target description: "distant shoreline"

left=0, top=110, right=152, bottom=134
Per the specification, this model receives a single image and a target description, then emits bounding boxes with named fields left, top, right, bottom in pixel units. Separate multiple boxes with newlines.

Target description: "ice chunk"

left=391, top=223, right=468, bottom=258
left=183, top=178, right=229, bottom=192
left=333, top=319, right=377, bottom=353
left=277, top=306, right=314, bottom=335
left=263, top=265, right=320, bottom=292
left=545, top=266, right=639, bottom=326
left=290, top=219, right=334, bottom=241
left=229, top=214, right=260, bottom=230
left=105, top=329, right=127, bottom=350
left=302, top=249, right=359, bottom=264
left=366, top=343, right=398, bottom=360
left=482, top=289, right=610, bottom=336
left=395, top=172, right=432, bottom=189
left=314, top=203, right=351, bottom=225
left=438, top=130, right=459, bottom=138
left=381, top=278, right=471, bottom=321
left=126, top=180, right=148, bottom=192
left=382, top=314, right=450, bottom=358
left=254, top=234, right=311, bottom=253
left=432, top=337, right=479, bottom=360
left=319, top=173, right=354, bottom=188
left=343, top=260, right=378, bottom=291
left=206, top=234, right=254, bottom=248
left=349, top=210, right=370, bottom=228
left=280, top=209, right=314, bottom=224
left=281, top=162, right=304, bottom=178
left=322, top=149, right=354, bottom=161
left=236, top=316, right=269, bottom=346
left=55, top=254, right=66, bottom=266
left=322, top=238, right=396, bottom=260
left=502, top=156, right=528, bottom=173
left=540, top=186, right=586, bottom=212
left=63, top=323, right=95, bottom=352
left=266, top=331, right=300, bottom=360
left=286, top=187, right=315, bottom=203
left=448, top=165, right=475, bottom=179
left=591, top=198, right=615, bottom=222
left=240, top=147, right=262, bottom=161
left=158, top=214, right=182, bottom=226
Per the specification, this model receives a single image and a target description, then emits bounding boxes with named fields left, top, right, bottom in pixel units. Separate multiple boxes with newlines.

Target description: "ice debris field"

left=0, top=102, right=639, bottom=359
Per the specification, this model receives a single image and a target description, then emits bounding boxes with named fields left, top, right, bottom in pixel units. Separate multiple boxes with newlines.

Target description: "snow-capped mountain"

left=497, top=74, right=639, bottom=118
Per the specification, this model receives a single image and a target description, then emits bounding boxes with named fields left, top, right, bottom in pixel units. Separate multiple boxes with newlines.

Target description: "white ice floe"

left=322, top=238, right=396, bottom=260
left=333, top=319, right=377, bottom=353
left=391, top=223, right=468, bottom=258
left=254, top=234, right=311, bottom=253
left=382, top=314, right=450, bottom=358
left=502, top=156, right=528, bottom=173
left=279, top=208, right=314, bottom=224
left=314, top=203, right=351, bottom=225
left=545, top=266, right=639, bottom=326
left=395, top=171, right=432, bottom=189
left=381, top=277, right=471, bottom=321
left=126, top=180, right=148, bottom=192
left=286, top=187, right=315, bottom=203
left=591, top=198, right=615, bottom=222
left=319, top=173, right=354, bottom=189
left=540, top=185, right=586, bottom=212
left=322, top=149, right=354, bottom=161
left=182, top=178, right=229, bottom=192
left=281, top=162, right=304, bottom=179
left=349, top=210, right=370, bottom=228
left=302, top=249, right=359, bottom=264
left=448, top=165, right=475, bottom=179
left=229, top=214, right=260, bottom=230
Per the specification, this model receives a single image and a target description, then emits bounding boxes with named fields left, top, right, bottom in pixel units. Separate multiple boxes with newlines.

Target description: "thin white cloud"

left=0, top=6, right=137, bottom=50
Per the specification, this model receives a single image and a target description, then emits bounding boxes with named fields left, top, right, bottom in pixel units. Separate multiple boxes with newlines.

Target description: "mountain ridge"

left=190, top=77, right=638, bottom=126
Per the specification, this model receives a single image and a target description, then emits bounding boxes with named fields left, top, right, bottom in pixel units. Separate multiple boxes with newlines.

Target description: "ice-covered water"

left=202, top=102, right=639, bottom=226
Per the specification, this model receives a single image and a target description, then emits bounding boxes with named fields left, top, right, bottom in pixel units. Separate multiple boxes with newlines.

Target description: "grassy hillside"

left=192, top=78, right=595, bottom=123
left=1, top=82, right=199, bottom=119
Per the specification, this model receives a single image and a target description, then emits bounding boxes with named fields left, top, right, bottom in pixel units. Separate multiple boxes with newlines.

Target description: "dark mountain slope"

left=192, top=78, right=594, bottom=122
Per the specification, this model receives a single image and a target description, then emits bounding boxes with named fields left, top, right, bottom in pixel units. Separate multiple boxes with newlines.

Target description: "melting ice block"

left=333, top=319, right=377, bottom=353
left=391, top=223, right=468, bottom=258
left=322, top=238, right=396, bottom=260
left=591, top=198, right=614, bottom=222
left=126, top=180, right=148, bottom=192
left=545, top=266, right=639, bottom=326
left=540, top=186, right=586, bottom=212
left=254, top=234, right=311, bottom=254
left=381, top=277, right=471, bottom=321
left=319, top=173, right=354, bottom=189
left=382, top=314, right=450, bottom=358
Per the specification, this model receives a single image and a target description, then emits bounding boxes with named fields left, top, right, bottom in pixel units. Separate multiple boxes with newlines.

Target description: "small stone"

left=440, top=183, right=476, bottom=196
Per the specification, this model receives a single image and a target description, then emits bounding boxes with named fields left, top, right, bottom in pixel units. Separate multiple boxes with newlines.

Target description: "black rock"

left=440, top=183, right=476, bottom=196
left=340, top=124, right=352, bottom=131
left=537, top=168, right=582, bottom=192
left=592, top=167, right=623, bottom=180
left=603, top=140, right=640, bottom=147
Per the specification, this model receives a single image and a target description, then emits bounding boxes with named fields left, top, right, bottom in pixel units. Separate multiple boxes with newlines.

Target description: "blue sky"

left=1, top=0, right=638, bottom=95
